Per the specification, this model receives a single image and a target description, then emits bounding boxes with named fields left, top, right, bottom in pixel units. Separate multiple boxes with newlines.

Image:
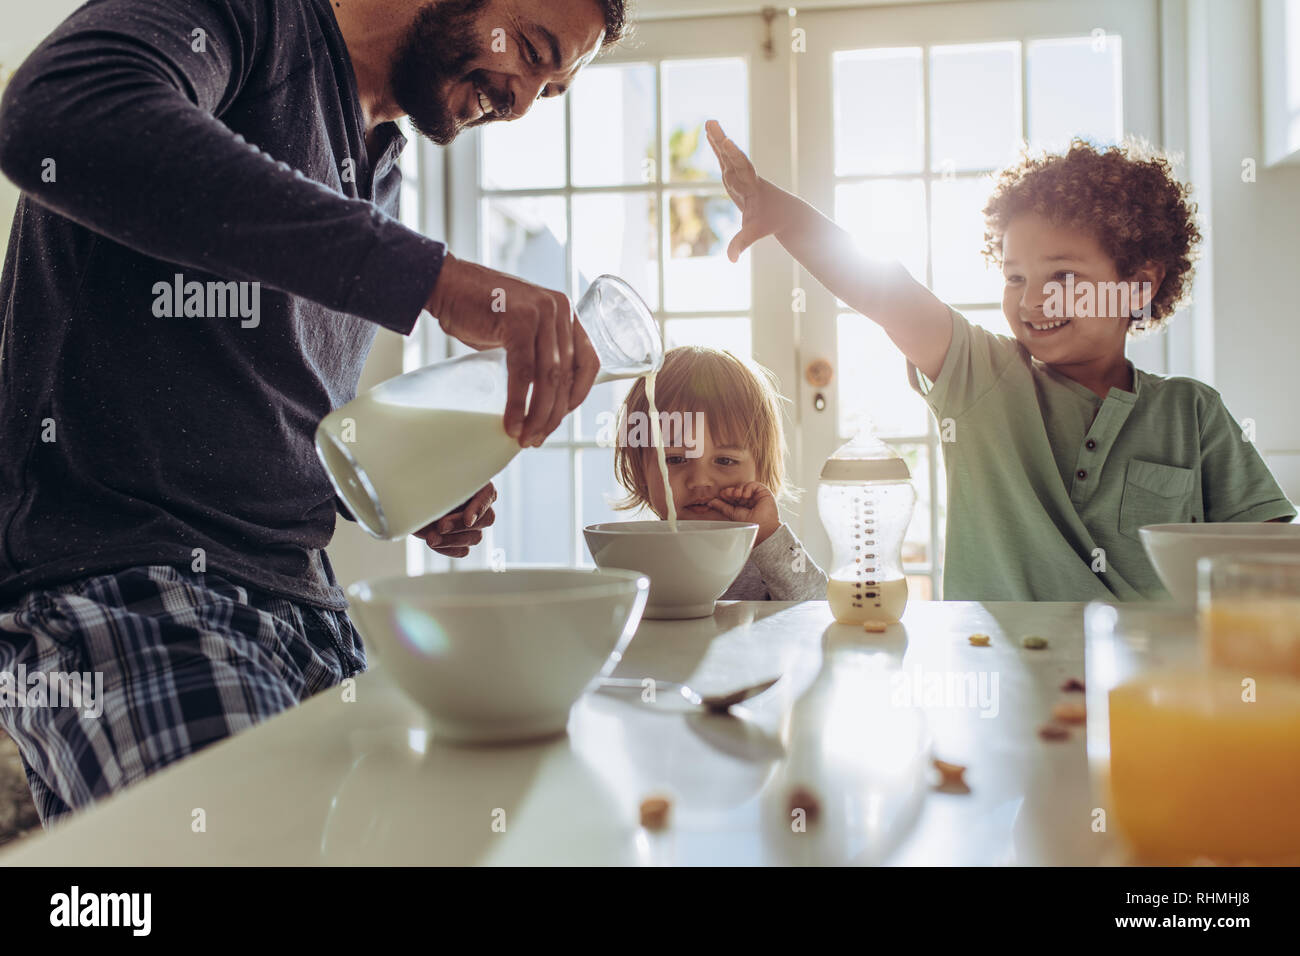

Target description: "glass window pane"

left=897, top=443, right=932, bottom=567
left=665, top=318, right=752, bottom=358
left=480, top=94, right=566, bottom=189
left=834, top=48, right=924, bottom=175
left=482, top=196, right=567, bottom=292
left=576, top=379, right=633, bottom=443
left=580, top=447, right=625, bottom=562
left=663, top=58, right=748, bottom=184
left=1027, top=36, right=1123, bottom=152
left=493, top=449, right=572, bottom=565
left=573, top=193, right=659, bottom=310
left=930, top=42, right=1022, bottom=172
left=572, top=63, right=657, bottom=186
left=664, top=192, right=750, bottom=311
left=837, top=313, right=930, bottom=439
left=963, top=307, right=1009, bottom=337
left=930, top=176, right=1003, bottom=303
left=834, top=180, right=926, bottom=284
left=906, top=574, right=934, bottom=601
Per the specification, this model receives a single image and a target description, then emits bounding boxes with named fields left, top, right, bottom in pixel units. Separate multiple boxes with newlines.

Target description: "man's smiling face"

left=390, top=0, right=607, bottom=145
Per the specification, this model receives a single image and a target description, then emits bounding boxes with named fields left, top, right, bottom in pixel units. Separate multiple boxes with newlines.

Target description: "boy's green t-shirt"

left=908, top=310, right=1297, bottom=601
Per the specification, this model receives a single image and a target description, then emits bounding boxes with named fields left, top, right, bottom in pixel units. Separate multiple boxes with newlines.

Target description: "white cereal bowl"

left=346, top=568, right=649, bottom=744
left=1139, top=522, right=1300, bottom=604
left=583, top=520, right=758, bottom=619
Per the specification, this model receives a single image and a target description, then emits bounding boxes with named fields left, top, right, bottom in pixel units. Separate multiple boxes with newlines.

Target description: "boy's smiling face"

left=642, top=421, right=757, bottom=521
left=1000, top=212, right=1153, bottom=369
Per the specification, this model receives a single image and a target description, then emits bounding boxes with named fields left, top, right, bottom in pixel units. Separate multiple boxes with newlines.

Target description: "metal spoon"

left=598, top=676, right=781, bottom=712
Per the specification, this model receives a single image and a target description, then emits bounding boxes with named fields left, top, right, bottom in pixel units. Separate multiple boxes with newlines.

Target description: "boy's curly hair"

left=982, top=138, right=1203, bottom=332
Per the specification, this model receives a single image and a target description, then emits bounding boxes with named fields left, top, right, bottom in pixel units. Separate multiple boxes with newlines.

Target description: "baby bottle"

left=818, top=431, right=917, bottom=624
left=317, top=275, right=662, bottom=540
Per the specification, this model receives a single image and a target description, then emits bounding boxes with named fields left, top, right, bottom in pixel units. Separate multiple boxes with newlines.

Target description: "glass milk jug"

left=818, top=432, right=917, bottom=624
left=317, top=275, right=662, bottom=540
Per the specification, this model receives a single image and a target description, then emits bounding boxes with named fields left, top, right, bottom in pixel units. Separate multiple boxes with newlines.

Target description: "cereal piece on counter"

left=1038, top=723, right=1070, bottom=741
left=1021, top=635, right=1049, bottom=650
left=968, top=633, right=991, bottom=646
left=788, top=785, right=821, bottom=824
left=639, top=795, right=672, bottom=831
left=862, top=620, right=888, bottom=633
left=1052, top=700, right=1087, bottom=724
left=931, top=757, right=970, bottom=793
left=1060, top=677, right=1086, bottom=693
left=932, top=757, right=966, bottom=783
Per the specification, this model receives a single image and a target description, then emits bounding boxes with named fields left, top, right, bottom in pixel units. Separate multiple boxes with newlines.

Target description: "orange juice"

left=1108, top=669, right=1300, bottom=863
left=1200, top=599, right=1300, bottom=679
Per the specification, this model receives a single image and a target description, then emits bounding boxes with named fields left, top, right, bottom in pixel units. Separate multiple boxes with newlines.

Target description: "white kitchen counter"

left=0, top=600, right=1108, bottom=866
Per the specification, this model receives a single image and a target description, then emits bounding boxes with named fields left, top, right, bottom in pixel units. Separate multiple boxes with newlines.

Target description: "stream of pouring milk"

left=643, top=371, right=678, bottom=532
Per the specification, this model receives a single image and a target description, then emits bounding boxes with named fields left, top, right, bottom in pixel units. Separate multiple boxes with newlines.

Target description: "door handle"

left=805, top=359, right=833, bottom=387
left=807, top=360, right=832, bottom=412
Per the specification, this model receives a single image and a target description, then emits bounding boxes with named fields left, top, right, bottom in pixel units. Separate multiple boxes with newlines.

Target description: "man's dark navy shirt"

left=0, top=0, right=445, bottom=608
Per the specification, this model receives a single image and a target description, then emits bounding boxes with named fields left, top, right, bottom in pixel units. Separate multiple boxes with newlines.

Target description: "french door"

left=792, top=0, right=1161, bottom=597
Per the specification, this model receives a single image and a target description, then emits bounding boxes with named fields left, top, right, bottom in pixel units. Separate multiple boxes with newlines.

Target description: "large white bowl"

left=346, top=568, right=648, bottom=743
left=584, top=520, right=758, bottom=619
left=1139, top=522, right=1300, bottom=603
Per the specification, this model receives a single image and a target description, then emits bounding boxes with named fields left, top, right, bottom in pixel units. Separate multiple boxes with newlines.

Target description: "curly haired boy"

left=706, top=125, right=1295, bottom=600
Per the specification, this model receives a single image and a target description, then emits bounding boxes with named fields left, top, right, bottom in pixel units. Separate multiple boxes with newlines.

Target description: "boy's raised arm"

left=706, top=121, right=952, bottom=381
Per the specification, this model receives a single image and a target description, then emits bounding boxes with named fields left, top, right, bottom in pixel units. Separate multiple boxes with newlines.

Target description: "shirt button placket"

left=1074, top=436, right=1098, bottom=499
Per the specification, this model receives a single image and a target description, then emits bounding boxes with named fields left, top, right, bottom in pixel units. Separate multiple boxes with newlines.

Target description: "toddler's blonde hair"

left=613, top=346, right=795, bottom=512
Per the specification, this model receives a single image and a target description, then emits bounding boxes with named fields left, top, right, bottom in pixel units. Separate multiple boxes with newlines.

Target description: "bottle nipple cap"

left=819, top=432, right=911, bottom=481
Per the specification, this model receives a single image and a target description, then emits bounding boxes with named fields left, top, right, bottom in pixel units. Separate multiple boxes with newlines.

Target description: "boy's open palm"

left=708, top=481, right=780, bottom=546
left=706, top=120, right=781, bottom=263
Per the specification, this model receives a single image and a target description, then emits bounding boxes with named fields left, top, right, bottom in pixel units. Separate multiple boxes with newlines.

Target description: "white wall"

left=1184, top=0, right=1300, bottom=502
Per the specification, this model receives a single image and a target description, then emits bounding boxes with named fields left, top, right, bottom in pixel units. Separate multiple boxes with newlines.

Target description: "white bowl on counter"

left=347, top=568, right=649, bottom=743
left=1139, top=522, right=1300, bottom=603
left=584, top=520, right=758, bottom=619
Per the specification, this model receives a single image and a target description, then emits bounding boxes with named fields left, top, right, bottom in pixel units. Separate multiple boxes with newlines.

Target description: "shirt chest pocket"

left=1118, top=460, right=1198, bottom=540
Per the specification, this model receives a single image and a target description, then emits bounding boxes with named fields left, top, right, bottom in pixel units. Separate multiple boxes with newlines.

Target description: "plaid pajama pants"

left=0, top=564, right=366, bottom=828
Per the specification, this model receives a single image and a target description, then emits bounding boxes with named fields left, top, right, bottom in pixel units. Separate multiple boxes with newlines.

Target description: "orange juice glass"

left=1085, top=601, right=1300, bottom=865
left=1198, top=554, right=1300, bottom=679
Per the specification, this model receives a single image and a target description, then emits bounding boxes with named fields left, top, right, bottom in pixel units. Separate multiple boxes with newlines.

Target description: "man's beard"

left=390, top=0, right=492, bottom=145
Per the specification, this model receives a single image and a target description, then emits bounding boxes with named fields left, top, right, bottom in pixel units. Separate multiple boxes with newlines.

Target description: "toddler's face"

left=1000, top=213, right=1153, bottom=369
left=642, top=420, right=758, bottom=520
